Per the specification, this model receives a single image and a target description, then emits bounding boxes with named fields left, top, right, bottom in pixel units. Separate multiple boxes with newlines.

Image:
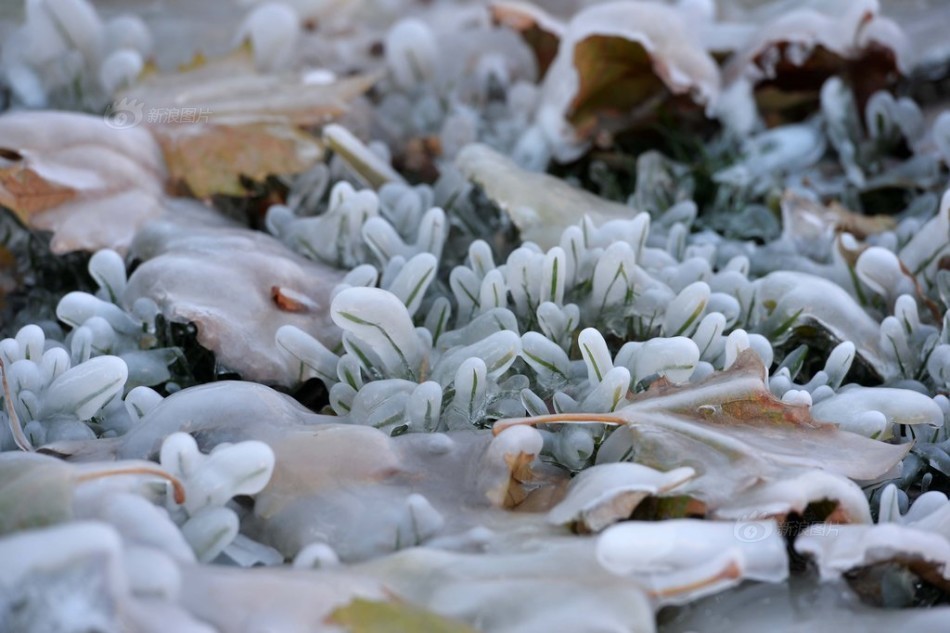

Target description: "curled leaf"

left=538, top=1, right=719, bottom=161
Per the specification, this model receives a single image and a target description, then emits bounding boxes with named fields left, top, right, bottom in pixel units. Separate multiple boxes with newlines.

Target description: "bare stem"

left=75, top=463, right=187, bottom=505
left=0, top=357, right=33, bottom=452
left=492, top=412, right=625, bottom=436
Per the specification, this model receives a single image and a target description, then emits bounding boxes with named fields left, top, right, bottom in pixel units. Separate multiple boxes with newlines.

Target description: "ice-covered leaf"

left=755, top=271, right=891, bottom=380
left=796, top=518, right=950, bottom=601
left=40, top=355, right=127, bottom=420
left=324, top=124, right=405, bottom=190
left=900, top=189, right=950, bottom=282
left=811, top=387, right=943, bottom=438
left=124, top=208, right=343, bottom=385
left=159, top=432, right=275, bottom=515
left=456, top=143, right=634, bottom=248
left=723, top=2, right=908, bottom=122
left=548, top=462, right=695, bottom=532
left=180, top=506, right=240, bottom=563
left=115, top=48, right=375, bottom=197
left=328, top=598, right=477, bottom=633
left=490, top=1, right=564, bottom=79
left=49, top=380, right=564, bottom=562
left=0, top=110, right=166, bottom=254
left=598, top=519, right=789, bottom=605
left=538, top=1, right=719, bottom=161
left=331, top=287, right=425, bottom=380
left=496, top=350, right=909, bottom=522
left=156, top=122, right=323, bottom=198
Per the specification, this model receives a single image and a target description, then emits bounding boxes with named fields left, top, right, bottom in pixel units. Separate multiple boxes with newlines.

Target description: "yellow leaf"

left=328, top=599, right=477, bottom=633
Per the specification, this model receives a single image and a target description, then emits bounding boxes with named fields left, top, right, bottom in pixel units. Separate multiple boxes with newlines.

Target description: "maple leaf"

left=495, top=349, right=911, bottom=528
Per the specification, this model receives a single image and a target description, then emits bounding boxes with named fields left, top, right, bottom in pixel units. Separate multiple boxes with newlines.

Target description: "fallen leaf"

left=538, top=1, right=719, bottom=161
left=723, top=5, right=909, bottom=123
left=46, top=380, right=567, bottom=561
left=490, top=1, right=564, bottom=79
left=116, top=48, right=376, bottom=197
left=567, top=34, right=668, bottom=136
left=781, top=191, right=895, bottom=251
left=754, top=270, right=893, bottom=380
left=0, top=163, right=77, bottom=220
left=0, top=111, right=167, bottom=254
left=797, top=518, right=950, bottom=603
left=495, top=349, right=910, bottom=524
left=156, top=123, right=323, bottom=198
left=328, top=598, right=478, bottom=633
left=123, top=207, right=345, bottom=386
left=323, top=124, right=405, bottom=190
left=597, top=519, right=789, bottom=605
left=548, top=462, right=696, bottom=532
left=456, top=143, right=634, bottom=248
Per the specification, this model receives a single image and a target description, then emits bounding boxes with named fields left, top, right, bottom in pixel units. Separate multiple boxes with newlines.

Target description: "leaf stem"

left=74, top=463, right=187, bottom=504
left=493, top=412, right=625, bottom=436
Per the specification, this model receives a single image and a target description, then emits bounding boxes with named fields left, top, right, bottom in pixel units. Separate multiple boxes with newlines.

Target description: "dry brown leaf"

left=0, top=246, right=17, bottom=310
left=0, top=163, right=77, bottom=223
left=117, top=48, right=376, bottom=198
left=539, top=1, right=719, bottom=161
left=155, top=123, right=322, bottom=198
left=723, top=5, right=909, bottom=123
left=827, top=200, right=896, bottom=237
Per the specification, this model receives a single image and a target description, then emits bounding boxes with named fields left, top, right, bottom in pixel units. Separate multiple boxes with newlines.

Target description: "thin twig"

left=493, top=412, right=625, bottom=436
left=0, top=356, right=33, bottom=451
left=75, top=464, right=187, bottom=504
